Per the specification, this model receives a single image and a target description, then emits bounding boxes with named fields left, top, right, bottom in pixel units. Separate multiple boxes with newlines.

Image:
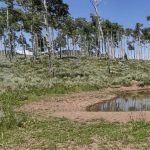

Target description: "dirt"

left=18, top=81, right=150, bottom=122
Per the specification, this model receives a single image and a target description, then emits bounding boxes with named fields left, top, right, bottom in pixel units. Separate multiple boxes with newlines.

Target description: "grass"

left=1, top=55, right=150, bottom=94
left=1, top=117, right=150, bottom=149
left=1, top=55, right=150, bottom=149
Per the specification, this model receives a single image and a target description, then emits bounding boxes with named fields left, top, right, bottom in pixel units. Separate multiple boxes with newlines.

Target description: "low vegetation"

left=1, top=55, right=150, bottom=149
left=1, top=117, right=150, bottom=149
left=1, top=55, right=150, bottom=94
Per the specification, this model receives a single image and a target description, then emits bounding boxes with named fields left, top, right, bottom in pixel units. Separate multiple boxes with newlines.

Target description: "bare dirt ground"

left=18, top=81, right=150, bottom=122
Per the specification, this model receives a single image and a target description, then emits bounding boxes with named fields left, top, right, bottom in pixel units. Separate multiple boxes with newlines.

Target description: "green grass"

left=1, top=55, right=150, bottom=94
left=1, top=117, right=150, bottom=149
left=1, top=55, right=150, bottom=149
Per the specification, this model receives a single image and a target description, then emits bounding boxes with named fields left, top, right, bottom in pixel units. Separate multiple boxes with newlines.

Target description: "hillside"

left=1, top=55, right=150, bottom=94
left=1, top=55, right=150, bottom=149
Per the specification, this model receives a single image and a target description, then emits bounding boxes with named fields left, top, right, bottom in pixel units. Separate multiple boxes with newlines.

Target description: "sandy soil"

left=18, top=81, right=150, bottom=122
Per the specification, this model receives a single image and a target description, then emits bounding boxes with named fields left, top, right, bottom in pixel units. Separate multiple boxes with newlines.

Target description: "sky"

left=64, top=0, right=150, bottom=29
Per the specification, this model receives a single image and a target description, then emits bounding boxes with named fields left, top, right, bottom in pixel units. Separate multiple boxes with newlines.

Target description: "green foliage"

left=1, top=118, right=150, bottom=149
left=0, top=90, right=27, bottom=131
left=1, top=57, right=150, bottom=94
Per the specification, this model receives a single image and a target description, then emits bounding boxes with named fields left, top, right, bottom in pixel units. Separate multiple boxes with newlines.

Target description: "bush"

left=0, top=90, right=27, bottom=130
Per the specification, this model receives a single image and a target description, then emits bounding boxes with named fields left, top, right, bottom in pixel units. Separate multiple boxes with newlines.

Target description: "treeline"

left=0, top=0, right=150, bottom=61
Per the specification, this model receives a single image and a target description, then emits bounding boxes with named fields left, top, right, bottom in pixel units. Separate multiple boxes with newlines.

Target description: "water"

left=88, top=92, right=150, bottom=112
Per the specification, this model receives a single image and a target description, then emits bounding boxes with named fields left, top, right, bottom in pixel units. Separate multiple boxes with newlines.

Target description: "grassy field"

left=1, top=55, right=150, bottom=93
left=1, top=118, right=150, bottom=149
left=1, top=55, right=150, bottom=149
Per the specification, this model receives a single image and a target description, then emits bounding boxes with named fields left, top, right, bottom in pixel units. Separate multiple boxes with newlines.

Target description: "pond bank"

left=18, top=81, right=150, bottom=122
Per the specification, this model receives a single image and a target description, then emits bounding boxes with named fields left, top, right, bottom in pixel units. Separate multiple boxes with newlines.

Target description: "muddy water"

left=88, top=92, right=150, bottom=112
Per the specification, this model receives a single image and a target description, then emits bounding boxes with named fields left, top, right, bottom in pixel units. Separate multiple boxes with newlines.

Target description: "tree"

left=133, top=23, right=143, bottom=59
left=91, top=0, right=104, bottom=56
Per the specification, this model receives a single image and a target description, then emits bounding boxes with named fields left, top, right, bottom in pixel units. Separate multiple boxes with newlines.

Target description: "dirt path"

left=18, top=82, right=150, bottom=122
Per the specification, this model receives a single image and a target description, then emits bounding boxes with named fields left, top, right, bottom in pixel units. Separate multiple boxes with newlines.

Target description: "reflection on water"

left=90, top=92, right=150, bottom=112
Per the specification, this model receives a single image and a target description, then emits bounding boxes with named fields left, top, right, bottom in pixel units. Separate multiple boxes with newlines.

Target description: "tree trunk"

left=43, top=0, right=53, bottom=76
left=3, top=35, right=7, bottom=57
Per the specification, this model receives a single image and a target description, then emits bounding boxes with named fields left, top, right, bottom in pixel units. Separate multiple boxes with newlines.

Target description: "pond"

left=88, top=92, right=150, bottom=112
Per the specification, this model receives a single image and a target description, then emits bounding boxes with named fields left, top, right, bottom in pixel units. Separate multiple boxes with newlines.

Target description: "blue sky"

left=64, top=0, right=150, bottom=29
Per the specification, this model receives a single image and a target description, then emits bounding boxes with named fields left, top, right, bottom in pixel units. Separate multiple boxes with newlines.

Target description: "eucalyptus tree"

left=62, top=17, right=75, bottom=53
left=16, top=0, right=69, bottom=76
left=54, top=31, right=67, bottom=58
left=17, top=0, right=44, bottom=59
left=146, top=15, right=150, bottom=59
left=0, top=7, right=7, bottom=55
left=74, top=17, right=92, bottom=56
left=17, top=31, right=27, bottom=58
left=90, top=0, right=104, bottom=56
left=90, top=14, right=102, bottom=56
left=110, top=22, right=124, bottom=59
left=141, top=28, right=150, bottom=60
left=101, top=19, right=124, bottom=59
left=83, top=19, right=95, bottom=56
left=69, top=19, right=79, bottom=55
left=125, top=28, right=135, bottom=59
left=0, top=0, right=22, bottom=60
left=42, top=0, right=69, bottom=75
left=133, top=23, right=143, bottom=59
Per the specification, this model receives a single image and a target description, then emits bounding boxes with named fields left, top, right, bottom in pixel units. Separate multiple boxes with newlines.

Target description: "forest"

left=0, top=0, right=150, bottom=62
